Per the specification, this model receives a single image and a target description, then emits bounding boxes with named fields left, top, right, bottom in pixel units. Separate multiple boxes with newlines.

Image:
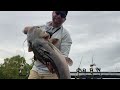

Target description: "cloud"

left=1, top=11, right=120, bottom=72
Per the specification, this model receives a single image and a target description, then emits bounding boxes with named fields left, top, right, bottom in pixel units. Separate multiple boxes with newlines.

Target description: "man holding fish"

left=23, top=11, right=73, bottom=79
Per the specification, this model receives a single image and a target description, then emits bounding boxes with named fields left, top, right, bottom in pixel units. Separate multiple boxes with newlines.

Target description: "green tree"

left=0, top=55, right=32, bottom=79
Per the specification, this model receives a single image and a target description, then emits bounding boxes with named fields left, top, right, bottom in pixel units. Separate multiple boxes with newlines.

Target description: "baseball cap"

left=55, top=11, right=68, bottom=18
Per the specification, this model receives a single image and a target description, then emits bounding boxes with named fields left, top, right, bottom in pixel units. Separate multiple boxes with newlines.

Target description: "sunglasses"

left=55, top=11, right=66, bottom=18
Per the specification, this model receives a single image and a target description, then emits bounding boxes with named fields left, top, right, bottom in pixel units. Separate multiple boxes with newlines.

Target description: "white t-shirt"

left=32, top=21, right=72, bottom=74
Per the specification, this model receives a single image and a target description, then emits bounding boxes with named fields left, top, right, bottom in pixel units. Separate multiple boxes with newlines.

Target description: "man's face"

left=52, top=11, right=66, bottom=26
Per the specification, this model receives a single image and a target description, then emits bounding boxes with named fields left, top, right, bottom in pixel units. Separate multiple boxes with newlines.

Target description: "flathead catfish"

left=23, top=26, right=71, bottom=79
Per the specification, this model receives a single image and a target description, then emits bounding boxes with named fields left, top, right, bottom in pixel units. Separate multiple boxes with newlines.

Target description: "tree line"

left=0, top=55, right=33, bottom=79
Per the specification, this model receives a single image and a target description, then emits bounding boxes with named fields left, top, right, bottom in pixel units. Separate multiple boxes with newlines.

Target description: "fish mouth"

left=31, top=39, right=60, bottom=78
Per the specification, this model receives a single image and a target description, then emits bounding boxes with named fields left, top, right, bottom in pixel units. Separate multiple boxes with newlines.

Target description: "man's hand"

left=65, top=57, right=73, bottom=66
left=49, top=38, right=59, bottom=45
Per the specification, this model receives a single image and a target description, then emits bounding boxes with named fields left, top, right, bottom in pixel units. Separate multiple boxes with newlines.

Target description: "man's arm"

left=60, top=33, right=72, bottom=57
left=60, top=33, right=73, bottom=66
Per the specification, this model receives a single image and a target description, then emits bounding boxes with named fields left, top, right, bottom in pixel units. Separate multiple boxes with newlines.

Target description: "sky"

left=0, top=11, right=120, bottom=72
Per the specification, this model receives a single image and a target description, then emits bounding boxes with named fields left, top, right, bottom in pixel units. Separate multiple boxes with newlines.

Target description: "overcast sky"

left=0, top=11, right=120, bottom=72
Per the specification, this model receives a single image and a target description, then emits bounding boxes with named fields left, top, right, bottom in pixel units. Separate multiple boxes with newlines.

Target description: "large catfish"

left=23, top=26, right=71, bottom=79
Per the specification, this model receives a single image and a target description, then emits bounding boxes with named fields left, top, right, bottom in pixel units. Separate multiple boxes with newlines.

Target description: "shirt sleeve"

left=60, top=32, right=72, bottom=57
